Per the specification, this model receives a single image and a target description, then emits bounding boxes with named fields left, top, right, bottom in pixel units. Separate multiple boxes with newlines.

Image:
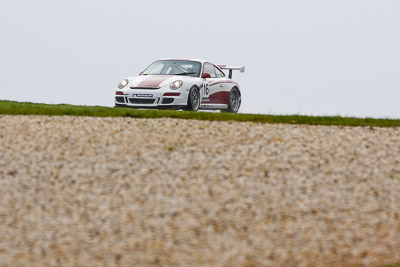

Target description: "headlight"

left=170, top=80, right=183, bottom=90
left=118, top=79, right=129, bottom=89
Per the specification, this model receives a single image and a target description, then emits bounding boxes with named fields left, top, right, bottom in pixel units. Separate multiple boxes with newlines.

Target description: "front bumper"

left=115, top=89, right=188, bottom=108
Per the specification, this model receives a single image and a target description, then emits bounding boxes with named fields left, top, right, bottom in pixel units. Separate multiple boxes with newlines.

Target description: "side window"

left=214, top=66, right=225, bottom=78
left=203, top=63, right=216, bottom=78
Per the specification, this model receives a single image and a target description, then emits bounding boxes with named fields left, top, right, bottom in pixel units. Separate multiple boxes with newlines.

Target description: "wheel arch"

left=231, top=86, right=241, bottom=96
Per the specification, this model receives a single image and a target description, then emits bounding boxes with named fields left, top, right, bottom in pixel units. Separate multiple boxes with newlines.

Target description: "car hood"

left=128, top=75, right=191, bottom=88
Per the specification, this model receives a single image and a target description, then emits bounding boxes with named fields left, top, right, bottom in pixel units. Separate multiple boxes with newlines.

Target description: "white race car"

left=115, top=59, right=245, bottom=113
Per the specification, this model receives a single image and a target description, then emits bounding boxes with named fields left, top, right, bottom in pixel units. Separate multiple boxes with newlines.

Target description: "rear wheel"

left=225, top=88, right=241, bottom=113
left=185, top=86, right=200, bottom=111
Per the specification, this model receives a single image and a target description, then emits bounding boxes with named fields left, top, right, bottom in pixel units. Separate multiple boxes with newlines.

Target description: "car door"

left=201, top=63, right=218, bottom=102
left=209, top=65, right=229, bottom=104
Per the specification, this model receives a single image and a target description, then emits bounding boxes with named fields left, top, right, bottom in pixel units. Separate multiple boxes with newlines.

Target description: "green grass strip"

left=1, top=100, right=399, bottom=127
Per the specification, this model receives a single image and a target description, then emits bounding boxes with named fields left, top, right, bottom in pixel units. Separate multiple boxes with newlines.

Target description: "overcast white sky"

left=0, top=0, right=399, bottom=118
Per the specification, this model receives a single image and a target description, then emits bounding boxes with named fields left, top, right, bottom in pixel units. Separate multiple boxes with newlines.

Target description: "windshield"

left=142, top=60, right=202, bottom=77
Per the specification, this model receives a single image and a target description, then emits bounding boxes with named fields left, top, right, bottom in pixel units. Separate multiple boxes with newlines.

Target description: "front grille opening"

left=129, top=98, right=156, bottom=105
left=162, top=98, right=174, bottom=104
left=115, top=97, right=125, bottom=103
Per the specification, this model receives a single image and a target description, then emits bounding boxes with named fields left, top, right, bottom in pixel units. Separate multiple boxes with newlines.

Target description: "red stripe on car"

left=209, top=80, right=240, bottom=87
left=207, top=91, right=230, bottom=104
left=137, top=75, right=170, bottom=88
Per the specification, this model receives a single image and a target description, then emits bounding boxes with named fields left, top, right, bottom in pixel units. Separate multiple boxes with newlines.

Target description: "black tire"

left=225, top=87, right=241, bottom=113
left=185, top=86, right=200, bottom=111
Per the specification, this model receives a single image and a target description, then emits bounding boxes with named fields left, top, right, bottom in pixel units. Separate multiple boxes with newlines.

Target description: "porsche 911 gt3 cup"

left=114, top=59, right=245, bottom=113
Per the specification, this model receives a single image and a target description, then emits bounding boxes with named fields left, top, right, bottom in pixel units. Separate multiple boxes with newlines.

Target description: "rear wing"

left=217, top=65, right=245, bottom=79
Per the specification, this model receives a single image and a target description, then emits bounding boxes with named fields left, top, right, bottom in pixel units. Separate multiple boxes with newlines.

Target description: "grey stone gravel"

left=0, top=115, right=399, bottom=266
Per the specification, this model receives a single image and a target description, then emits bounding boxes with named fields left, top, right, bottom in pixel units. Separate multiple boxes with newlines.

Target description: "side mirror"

left=139, top=71, right=143, bottom=75
left=202, top=73, right=211, bottom=79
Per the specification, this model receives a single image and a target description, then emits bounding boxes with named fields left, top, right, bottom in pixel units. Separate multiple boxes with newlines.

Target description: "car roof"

left=158, top=58, right=208, bottom=64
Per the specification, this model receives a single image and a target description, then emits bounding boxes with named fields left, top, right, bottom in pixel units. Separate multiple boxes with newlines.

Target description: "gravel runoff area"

left=0, top=115, right=399, bottom=267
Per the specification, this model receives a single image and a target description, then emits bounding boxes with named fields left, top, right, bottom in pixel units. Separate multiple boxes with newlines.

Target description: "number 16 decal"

left=202, top=82, right=210, bottom=98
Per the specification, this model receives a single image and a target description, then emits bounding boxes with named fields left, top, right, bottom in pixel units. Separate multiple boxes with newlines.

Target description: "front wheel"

left=185, top=86, right=200, bottom=111
left=224, top=88, right=241, bottom=113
